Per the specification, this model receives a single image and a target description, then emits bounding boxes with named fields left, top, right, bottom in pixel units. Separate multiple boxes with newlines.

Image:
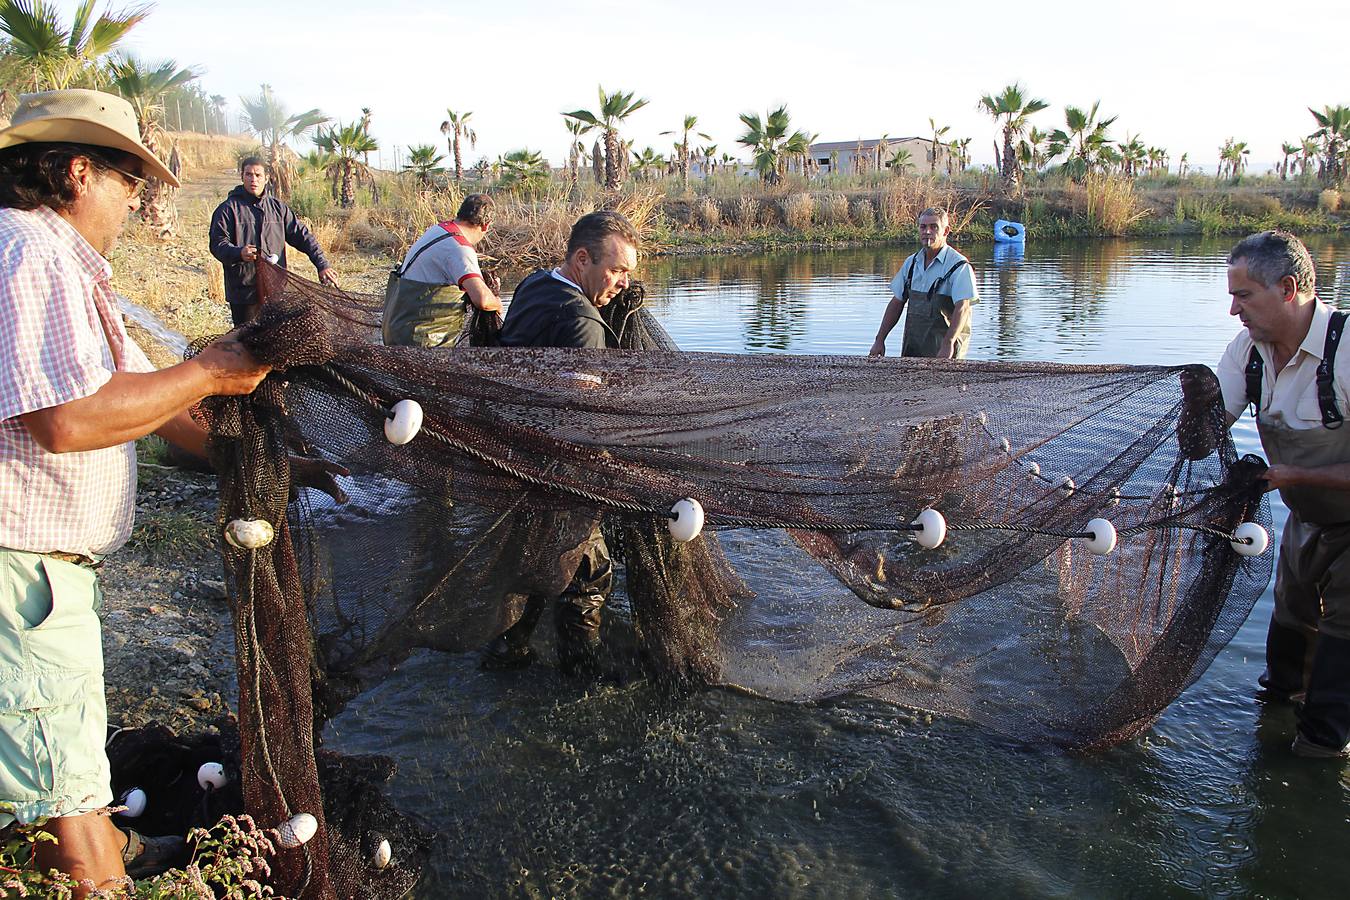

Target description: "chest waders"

left=1248, top=309, right=1350, bottom=755
left=900, top=254, right=972, bottom=358
left=381, top=227, right=469, bottom=348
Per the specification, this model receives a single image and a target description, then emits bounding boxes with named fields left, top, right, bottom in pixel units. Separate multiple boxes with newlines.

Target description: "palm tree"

left=1146, top=146, right=1167, bottom=177
left=660, top=114, right=711, bottom=190
left=1299, top=138, right=1317, bottom=178
left=1308, top=105, right=1350, bottom=184
left=631, top=146, right=664, bottom=183
left=1118, top=134, right=1146, bottom=179
left=927, top=117, right=950, bottom=175
left=499, top=148, right=549, bottom=196
left=699, top=143, right=718, bottom=179
left=1017, top=126, right=1050, bottom=175
left=299, top=148, right=339, bottom=199
left=313, top=121, right=378, bottom=208
left=890, top=147, right=914, bottom=175
left=563, top=86, right=649, bottom=190
left=403, top=144, right=444, bottom=186
left=0, top=0, right=149, bottom=90
left=240, top=84, right=328, bottom=200
left=737, top=105, right=811, bottom=186
left=1279, top=142, right=1300, bottom=180
left=108, top=55, right=197, bottom=237
left=954, top=137, right=972, bottom=174
left=439, top=109, right=475, bottom=183
left=1177, top=152, right=1190, bottom=178
left=1049, top=101, right=1116, bottom=181
left=208, top=93, right=227, bottom=134
left=977, top=83, right=1049, bottom=190
left=1216, top=138, right=1250, bottom=181
left=563, top=117, right=588, bottom=185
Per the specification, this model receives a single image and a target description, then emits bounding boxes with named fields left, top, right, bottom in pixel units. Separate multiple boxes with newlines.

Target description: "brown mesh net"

left=196, top=261, right=1271, bottom=898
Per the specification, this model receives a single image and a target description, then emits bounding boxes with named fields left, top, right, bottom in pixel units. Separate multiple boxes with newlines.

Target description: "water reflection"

left=643, top=234, right=1350, bottom=366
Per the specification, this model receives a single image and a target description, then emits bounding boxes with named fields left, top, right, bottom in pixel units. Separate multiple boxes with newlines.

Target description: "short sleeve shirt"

left=0, top=206, right=154, bottom=556
left=399, top=221, right=483, bottom=287
left=1217, top=301, right=1350, bottom=431
left=889, top=245, right=979, bottom=304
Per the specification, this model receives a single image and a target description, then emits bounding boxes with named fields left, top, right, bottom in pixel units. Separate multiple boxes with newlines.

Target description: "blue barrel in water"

left=994, top=219, right=1026, bottom=243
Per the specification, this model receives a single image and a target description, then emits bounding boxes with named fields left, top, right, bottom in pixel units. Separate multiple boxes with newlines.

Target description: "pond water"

left=326, top=235, right=1350, bottom=899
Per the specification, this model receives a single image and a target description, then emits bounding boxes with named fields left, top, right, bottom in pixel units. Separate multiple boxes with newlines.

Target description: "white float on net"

left=384, top=399, right=424, bottom=446
left=225, top=518, right=274, bottom=550
left=277, top=813, right=318, bottom=849
left=373, top=838, right=392, bottom=869
left=1231, top=522, right=1269, bottom=557
left=912, top=508, right=947, bottom=549
left=668, top=498, right=705, bottom=543
left=197, top=762, right=227, bottom=791
left=1057, top=475, right=1076, bottom=496
left=1084, top=518, right=1117, bottom=555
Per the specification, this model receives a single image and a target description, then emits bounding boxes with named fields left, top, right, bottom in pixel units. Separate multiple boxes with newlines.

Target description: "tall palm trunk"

left=341, top=163, right=356, bottom=208
left=138, top=122, right=178, bottom=238
left=1001, top=123, right=1019, bottom=190
left=453, top=129, right=464, bottom=183
left=603, top=128, right=621, bottom=190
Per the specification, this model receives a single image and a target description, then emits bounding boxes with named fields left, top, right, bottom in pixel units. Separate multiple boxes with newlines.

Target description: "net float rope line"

left=309, top=365, right=1262, bottom=549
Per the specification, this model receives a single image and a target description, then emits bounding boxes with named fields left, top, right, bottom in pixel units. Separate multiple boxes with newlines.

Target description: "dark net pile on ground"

left=199, top=263, right=1271, bottom=898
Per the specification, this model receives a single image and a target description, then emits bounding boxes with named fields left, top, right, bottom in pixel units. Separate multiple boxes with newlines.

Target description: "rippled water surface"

left=327, top=235, right=1350, bottom=899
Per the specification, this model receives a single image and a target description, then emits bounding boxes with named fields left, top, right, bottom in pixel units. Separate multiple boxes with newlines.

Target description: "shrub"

left=1319, top=189, right=1342, bottom=213
left=1084, top=174, right=1149, bottom=235
left=851, top=198, right=876, bottom=228
left=696, top=198, right=721, bottom=230
left=730, top=195, right=759, bottom=229
left=782, top=193, right=815, bottom=231
left=818, top=193, right=849, bottom=226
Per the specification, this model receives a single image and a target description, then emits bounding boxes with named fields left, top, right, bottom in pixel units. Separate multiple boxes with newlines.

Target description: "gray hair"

left=917, top=207, right=949, bottom=227
left=1228, top=230, right=1316, bottom=297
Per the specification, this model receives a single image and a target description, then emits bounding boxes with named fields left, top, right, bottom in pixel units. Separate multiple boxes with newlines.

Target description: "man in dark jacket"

left=498, top=209, right=637, bottom=349
left=209, top=156, right=336, bottom=324
left=485, top=211, right=638, bottom=675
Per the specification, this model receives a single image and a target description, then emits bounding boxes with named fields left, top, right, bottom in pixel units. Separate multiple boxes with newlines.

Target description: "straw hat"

left=0, top=88, right=180, bottom=188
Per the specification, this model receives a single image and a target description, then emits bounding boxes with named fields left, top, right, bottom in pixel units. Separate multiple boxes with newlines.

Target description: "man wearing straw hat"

left=0, top=89, right=271, bottom=890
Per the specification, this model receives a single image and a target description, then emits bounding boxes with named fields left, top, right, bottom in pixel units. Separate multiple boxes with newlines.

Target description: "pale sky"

left=119, top=0, right=1348, bottom=173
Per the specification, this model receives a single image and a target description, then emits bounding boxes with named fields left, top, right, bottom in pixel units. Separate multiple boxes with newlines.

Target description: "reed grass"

left=1083, top=174, right=1150, bottom=236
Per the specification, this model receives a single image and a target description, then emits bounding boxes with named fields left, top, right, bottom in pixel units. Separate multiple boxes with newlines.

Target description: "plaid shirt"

left=0, top=206, right=154, bottom=557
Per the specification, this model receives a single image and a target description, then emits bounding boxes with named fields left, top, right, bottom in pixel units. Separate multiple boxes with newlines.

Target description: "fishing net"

left=196, top=260, right=1271, bottom=898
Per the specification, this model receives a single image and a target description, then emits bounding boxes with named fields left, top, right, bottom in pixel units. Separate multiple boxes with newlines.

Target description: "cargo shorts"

left=0, top=548, right=111, bottom=825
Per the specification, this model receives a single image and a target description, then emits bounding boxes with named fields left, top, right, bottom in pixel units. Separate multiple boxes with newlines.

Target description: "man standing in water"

left=382, top=193, right=502, bottom=347
left=481, top=211, right=638, bottom=675
left=209, top=156, right=337, bottom=324
left=869, top=207, right=979, bottom=358
left=1216, top=230, right=1350, bottom=758
left=0, top=89, right=271, bottom=890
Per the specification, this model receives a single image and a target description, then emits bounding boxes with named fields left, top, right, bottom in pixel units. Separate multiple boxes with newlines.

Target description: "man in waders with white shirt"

left=869, top=206, right=978, bottom=359
left=382, top=193, right=502, bottom=347
left=1216, top=230, right=1350, bottom=758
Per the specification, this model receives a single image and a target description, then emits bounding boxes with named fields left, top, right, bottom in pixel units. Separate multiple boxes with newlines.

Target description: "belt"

left=42, top=550, right=103, bottom=570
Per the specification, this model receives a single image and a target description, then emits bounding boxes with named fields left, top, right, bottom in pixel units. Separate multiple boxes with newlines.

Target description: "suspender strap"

left=930, top=259, right=970, bottom=297
left=1245, top=346, right=1263, bottom=415
left=1244, top=309, right=1347, bottom=428
left=1316, top=310, right=1347, bottom=429
left=902, top=255, right=969, bottom=302
left=395, top=230, right=456, bottom=278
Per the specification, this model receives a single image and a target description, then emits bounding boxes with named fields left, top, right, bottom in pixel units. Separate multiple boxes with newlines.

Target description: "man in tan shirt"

left=1216, top=230, right=1350, bottom=758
